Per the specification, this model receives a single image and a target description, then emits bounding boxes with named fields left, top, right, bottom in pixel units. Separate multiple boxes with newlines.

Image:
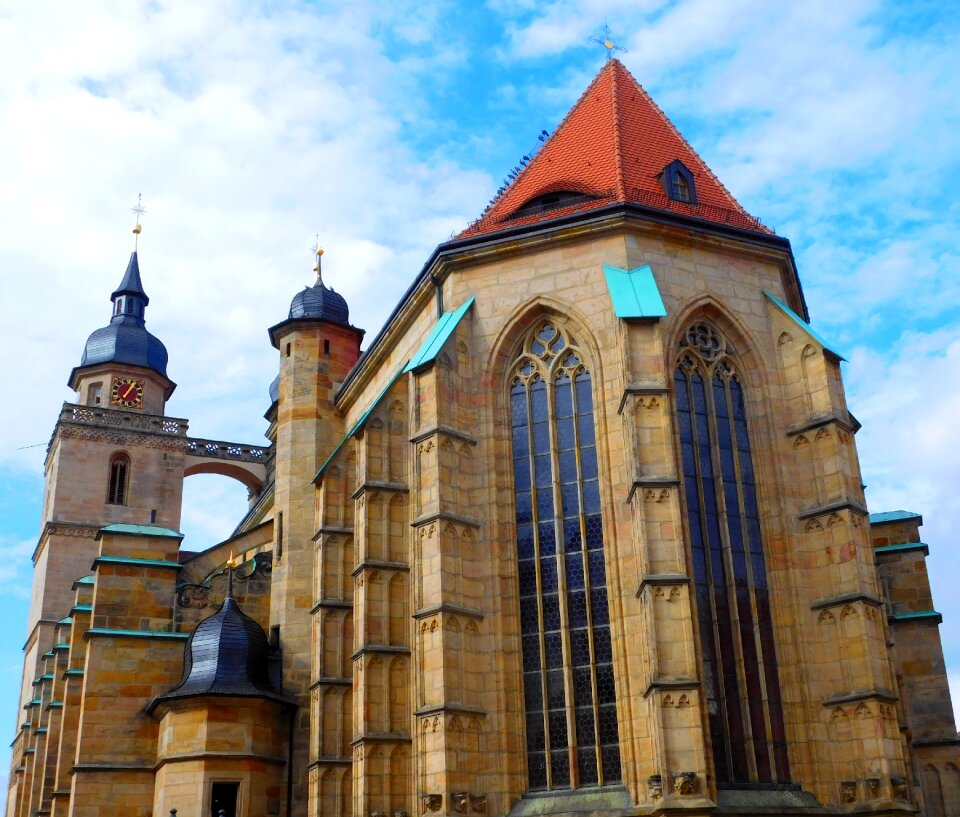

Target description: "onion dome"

left=76, top=252, right=169, bottom=377
left=288, top=269, right=350, bottom=325
left=287, top=246, right=350, bottom=326
left=152, top=583, right=288, bottom=707
left=268, top=374, right=280, bottom=405
left=268, top=245, right=363, bottom=350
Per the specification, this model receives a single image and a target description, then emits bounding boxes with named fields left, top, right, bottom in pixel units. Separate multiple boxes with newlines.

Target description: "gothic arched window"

left=673, top=321, right=789, bottom=784
left=107, top=453, right=130, bottom=506
left=510, top=321, right=621, bottom=791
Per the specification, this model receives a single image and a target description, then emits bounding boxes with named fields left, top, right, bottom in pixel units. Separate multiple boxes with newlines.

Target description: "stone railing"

left=60, top=404, right=267, bottom=464
left=61, top=404, right=188, bottom=435
left=183, top=436, right=267, bottom=465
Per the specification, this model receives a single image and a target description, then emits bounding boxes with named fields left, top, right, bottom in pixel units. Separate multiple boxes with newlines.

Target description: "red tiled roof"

left=458, top=59, right=769, bottom=238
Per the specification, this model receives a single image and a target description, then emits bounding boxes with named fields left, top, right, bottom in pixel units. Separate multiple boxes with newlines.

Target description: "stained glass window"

left=674, top=321, right=789, bottom=784
left=511, top=322, right=621, bottom=791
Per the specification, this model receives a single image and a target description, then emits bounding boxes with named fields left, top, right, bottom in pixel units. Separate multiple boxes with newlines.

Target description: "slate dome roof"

left=77, top=252, right=169, bottom=378
left=268, top=373, right=280, bottom=405
left=288, top=279, right=350, bottom=326
left=152, top=592, right=289, bottom=707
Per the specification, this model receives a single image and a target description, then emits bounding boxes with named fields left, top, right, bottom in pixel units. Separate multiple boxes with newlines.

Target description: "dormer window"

left=660, top=160, right=697, bottom=204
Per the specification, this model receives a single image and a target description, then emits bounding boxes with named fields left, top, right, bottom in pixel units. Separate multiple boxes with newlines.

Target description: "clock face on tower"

left=110, top=376, right=144, bottom=408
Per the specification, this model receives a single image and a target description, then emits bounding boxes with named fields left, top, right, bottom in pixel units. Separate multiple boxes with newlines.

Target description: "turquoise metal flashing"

left=85, top=628, right=189, bottom=640
left=96, top=523, right=183, bottom=540
left=56, top=617, right=72, bottom=626
left=763, top=291, right=845, bottom=360
left=93, top=555, right=181, bottom=569
left=874, top=542, right=929, bottom=555
left=869, top=510, right=922, bottom=525
left=603, top=264, right=667, bottom=319
left=890, top=610, right=942, bottom=623
left=71, top=605, right=92, bottom=614
left=404, top=298, right=476, bottom=373
left=63, top=669, right=84, bottom=677
left=313, top=363, right=409, bottom=483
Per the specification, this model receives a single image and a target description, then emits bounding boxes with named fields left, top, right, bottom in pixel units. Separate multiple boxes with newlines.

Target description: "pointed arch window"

left=107, top=453, right=130, bottom=506
left=673, top=321, right=788, bottom=784
left=510, top=321, right=621, bottom=791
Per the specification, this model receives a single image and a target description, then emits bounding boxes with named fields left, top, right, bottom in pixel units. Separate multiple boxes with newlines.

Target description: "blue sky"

left=1, top=0, right=958, bottom=792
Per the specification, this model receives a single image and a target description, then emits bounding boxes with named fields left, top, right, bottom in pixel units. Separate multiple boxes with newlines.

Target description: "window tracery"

left=510, top=321, right=621, bottom=791
left=674, top=320, right=789, bottom=784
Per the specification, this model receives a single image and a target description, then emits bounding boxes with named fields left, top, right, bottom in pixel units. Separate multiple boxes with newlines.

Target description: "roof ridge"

left=623, top=65, right=750, bottom=216
left=610, top=62, right=627, bottom=201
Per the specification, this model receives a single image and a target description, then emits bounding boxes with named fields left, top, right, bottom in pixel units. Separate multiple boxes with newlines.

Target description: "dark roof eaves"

left=146, top=687, right=296, bottom=715
left=267, top=316, right=364, bottom=350
left=338, top=202, right=800, bottom=399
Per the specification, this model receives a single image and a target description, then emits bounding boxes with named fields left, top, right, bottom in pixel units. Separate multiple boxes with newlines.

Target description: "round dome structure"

left=288, top=279, right=350, bottom=326
left=154, top=593, right=286, bottom=705
left=75, top=251, right=170, bottom=379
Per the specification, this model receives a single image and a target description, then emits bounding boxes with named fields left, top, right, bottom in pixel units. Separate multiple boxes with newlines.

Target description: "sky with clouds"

left=0, top=0, right=958, bottom=792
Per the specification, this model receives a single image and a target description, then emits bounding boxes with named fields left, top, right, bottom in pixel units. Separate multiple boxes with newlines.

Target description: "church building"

left=7, top=59, right=960, bottom=817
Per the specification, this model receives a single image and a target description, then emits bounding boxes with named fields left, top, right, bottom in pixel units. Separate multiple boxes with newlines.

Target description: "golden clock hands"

left=121, top=383, right=137, bottom=400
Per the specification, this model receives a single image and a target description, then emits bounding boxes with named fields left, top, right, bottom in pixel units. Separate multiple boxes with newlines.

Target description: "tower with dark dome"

left=17, top=232, right=188, bottom=779
left=267, top=247, right=364, bottom=812
left=148, top=568, right=295, bottom=817
left=69, top=249, right=175, bottom=414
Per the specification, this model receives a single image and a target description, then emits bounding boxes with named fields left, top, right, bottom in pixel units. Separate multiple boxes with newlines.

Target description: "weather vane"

left=130, top=193, right=147, bottom=249
left=589, top=21, right=627, bottom=62
left=311, top=234, right=324, bottom=282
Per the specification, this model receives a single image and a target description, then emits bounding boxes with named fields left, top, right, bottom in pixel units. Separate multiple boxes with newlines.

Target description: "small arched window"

left=107, top=453, right=130, bottom=506
left=660, top=159, right=697, bottom=204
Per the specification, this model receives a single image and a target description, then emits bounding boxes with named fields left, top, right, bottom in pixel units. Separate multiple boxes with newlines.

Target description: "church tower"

left=268, top=249, right=364, bottom=817
left=19, top=238, right=183, bottom=719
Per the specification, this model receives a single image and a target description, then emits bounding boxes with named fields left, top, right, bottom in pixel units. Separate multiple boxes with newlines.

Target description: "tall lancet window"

left=510, top=322, right=621, bottom=792
left=673, top=321, right=789, bottom=785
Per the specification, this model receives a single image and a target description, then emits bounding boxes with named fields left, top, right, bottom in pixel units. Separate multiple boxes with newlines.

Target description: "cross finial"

left=589, top=21, right=627, bottom=62
left=130, top=194, right=147, bottom=250
left=311, top=234, right=324, bottom=283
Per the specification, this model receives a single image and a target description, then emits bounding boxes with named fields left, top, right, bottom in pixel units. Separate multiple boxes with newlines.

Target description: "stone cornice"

left=810, top=592, right=884, bottom=611
left=411, top=510, right=482, bottom=530
left=409, top=425, right=479, bottom=447
left=618, top=383, right=670, bottom=415
left=412, top=603, right=484, bottom=621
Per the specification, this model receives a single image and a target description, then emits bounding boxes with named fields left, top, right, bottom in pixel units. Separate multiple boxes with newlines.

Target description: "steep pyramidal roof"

left=458, top=59, right=768, bottom=238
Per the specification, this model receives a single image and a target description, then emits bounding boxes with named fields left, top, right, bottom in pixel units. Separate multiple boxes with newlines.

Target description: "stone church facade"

left=7, top=60, right=959, bottom=817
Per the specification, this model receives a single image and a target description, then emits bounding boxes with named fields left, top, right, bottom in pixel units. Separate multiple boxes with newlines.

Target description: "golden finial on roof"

left=225, top=551, right=236, bottom=597
left=130, top=193, right=146, bottom=249
left=311, top=234, right=324, bottom=282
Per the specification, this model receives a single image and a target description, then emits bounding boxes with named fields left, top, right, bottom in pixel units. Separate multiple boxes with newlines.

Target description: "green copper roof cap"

left=404, top=298, right=476, bottom=372
left=73, top=575, right=95, bottom=587
left=96, top=523, right=183, bottom=540
left=56, top=617, right=73, bottom=627
left=763, top=291, right=845, bottom=360
left=869, top=510, right=922, bottom=525
left=603, top=264, right=667, bottom=319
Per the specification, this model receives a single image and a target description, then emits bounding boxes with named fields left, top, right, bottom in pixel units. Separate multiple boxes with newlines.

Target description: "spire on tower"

left=311, top=236, right=324, bottom=284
